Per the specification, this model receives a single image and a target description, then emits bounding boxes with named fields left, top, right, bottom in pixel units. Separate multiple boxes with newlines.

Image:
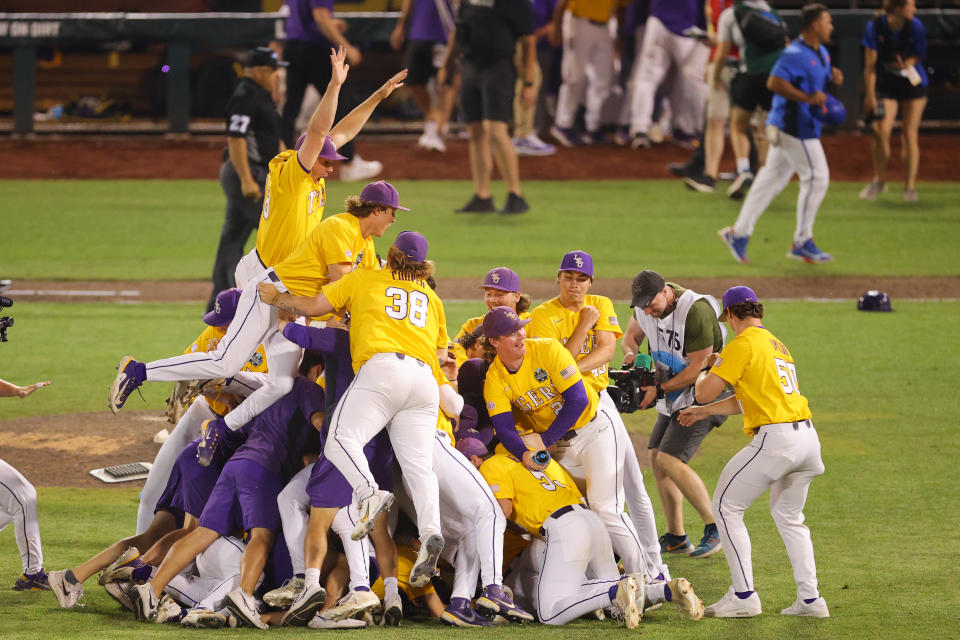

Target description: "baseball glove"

left=164, top=378, right=227, bottom=424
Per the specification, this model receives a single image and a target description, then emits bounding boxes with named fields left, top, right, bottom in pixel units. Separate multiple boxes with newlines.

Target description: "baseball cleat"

left=381, top=591, right=403, bottom=626
left=689, top=524, right=722, bottom=558
left=181, top=608, right=228, bottom=628
left=351, top=490, right=395, bottom=540
left=103, top=580, right=135, bottom=612
left=667, top=578, right=705, bottom=620
left=684, top=173, right=717, bottom=193
left=499, top=193, right=530, bottom=215
left=704, top=587, right=762, bottom=618
left=309, top=614, right=369, bottom=629
left=787, top=238, right=833, bottom=264
left=614, top=573, right=645, bottom=629
left=455, top=194, right=496, bottom=214
left=409, top=533, right=444, bottom=588
left=263, top=576, right=304, bottom=608
left=280, top=582, right=326, bottom=626
left=48, top=570, right=82, bottom=607
left=196, top=418, right=228, bottom=467
left=324, top=587, right=380, bottom=621
left=781, top=597, right=829, bottom=618
left=154, top=594, right=185, bottom=624
left=727, top=171, right=754, bottom=199
left=441, top=598, right=495, bottom=627
left=225, top=587, right=268, bottom=629
left=131, top=582, right=160, bottom=621
left=858, top=179, right=887, bottom=201
left=717, top=227, right=751, bottom=264
left=659, top=532, right=695, bottom=554
left=550, top=125, right=579, bottom=148
left=13, top=569, right=51, bottom=592
left=99, top=546, right=143, bottom=584
left=630, top=133, right=652, bottom=149
left=109, top=356, right=146, bottom=413
left=476, top=584, right=535, bottom=622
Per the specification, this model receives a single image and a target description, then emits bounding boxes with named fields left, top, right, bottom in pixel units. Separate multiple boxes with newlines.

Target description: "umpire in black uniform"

left=207, top=47, right=285, bottom=312
left=445, top=0, right=535, bottom=215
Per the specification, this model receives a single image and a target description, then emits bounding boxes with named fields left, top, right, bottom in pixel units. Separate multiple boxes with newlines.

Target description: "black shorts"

left=460, top=58, right=515, bottom=124
left=405, top=39, right=440, bottom=86
left=648, top=411, right=725, bottom=463
left=876, top=72, right=929, bottom=102
left=731, top=72, right=774, bottom=112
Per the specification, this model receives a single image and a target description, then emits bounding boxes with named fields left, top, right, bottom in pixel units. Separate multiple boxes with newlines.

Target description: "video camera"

left=0, top=296, right=13, bottom=343
left=607, top=353, right=659, bottom=414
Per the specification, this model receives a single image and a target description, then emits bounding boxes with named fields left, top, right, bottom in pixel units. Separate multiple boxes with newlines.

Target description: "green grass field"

left=1, top=178, right=959, bottom=638
left=2, top=179, right=959, bottom=280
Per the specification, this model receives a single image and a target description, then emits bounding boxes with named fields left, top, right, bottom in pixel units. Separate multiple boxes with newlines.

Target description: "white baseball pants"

left=434, top=430, right=505, bottom=596
left=732, top=130, right=830, bottom=245
left=0, top=459, right=43, bottom=574
left=137, top=398, right=215, bottom=533
left=325, top=353, right=441, bottom=538
left=555, top=13, right=615, bottom=132
left=277, top=463, right=312, bottom=576
left=629, top=17, right=708, bottom=136
left=165, top=536, right=246, bottom=610
left=331, top=504, right=374, bottom=591
left=536, top=506, right=621, bottom=625
left=553, top=406, right=649, bottom=576
left=713, top=421, right=825, bottom=599
left=600, top=390, right=664, bottom=578
left=144, top=268, right=302, bottom=430
left=234, top=248, right=266, bottom=291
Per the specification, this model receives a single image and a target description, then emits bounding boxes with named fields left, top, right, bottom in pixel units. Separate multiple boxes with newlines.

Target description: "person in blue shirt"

left=859, top=0, right=928, bottom=203
left=718, top=3, right=843, bottom=266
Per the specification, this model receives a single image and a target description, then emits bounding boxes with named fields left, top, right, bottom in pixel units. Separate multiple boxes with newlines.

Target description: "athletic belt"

left=394, top=353, right=426, bottom=367
left=539, top=503, right=586, bottom=536
left=267, top=269, right=280, bottom=283
left=754, top=419, right=813, bottom=435
left=559, top=411, right=597, bottom=441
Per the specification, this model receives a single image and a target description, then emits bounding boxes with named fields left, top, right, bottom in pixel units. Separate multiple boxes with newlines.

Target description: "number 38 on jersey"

left=385, top=286, right=429, bottom=328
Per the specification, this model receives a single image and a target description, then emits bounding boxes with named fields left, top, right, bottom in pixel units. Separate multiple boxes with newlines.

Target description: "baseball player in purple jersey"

left=627, top=0, right=709, bottom=148
left=391, top=0, right=457, bottom=152
left=277, top=318, right=402, bottom=627
left=129, top=353, right=326, bottom=629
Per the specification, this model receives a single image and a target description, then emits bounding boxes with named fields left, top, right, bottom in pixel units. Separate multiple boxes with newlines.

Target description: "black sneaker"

left=455, top=194, right=495, bottom=213
left=684, top=173, right=717, bottom=193
left=668, top=161, right=698, bottom=178
left=499, top=193, right=529, bottom=215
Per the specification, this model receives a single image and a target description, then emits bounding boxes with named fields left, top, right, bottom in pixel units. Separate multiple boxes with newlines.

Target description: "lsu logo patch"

left=534, top=368, right=548, bottom=383
left=574, top=254, right=583, bottom=268
left=487, top=401, right=496, bottom=410
left=560, top=365, right=576, bottom=380
left=491, top=271, right=501, bottom=284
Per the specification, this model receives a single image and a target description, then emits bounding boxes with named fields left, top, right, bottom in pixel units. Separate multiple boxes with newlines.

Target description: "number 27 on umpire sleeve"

left=385, top=287, right=428, bottom=328
left=775, top=357, right=800, bottom=394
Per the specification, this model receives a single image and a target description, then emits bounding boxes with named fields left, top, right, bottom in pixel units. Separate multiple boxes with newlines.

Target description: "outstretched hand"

left=18, top=381, right=51, bottom=398
left=329, top=46, right=350, bottom=87
left=377, top=69, right=408, bottom=101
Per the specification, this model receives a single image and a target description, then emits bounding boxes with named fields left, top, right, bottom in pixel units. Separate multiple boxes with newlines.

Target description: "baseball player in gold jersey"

left=451, top=266, right=531, bottom=367
left=526, top=250, right=658, bottom=579
left=258, top=231, right=449, bottom=591
left=469, top=440, right=703, bottom=626
left=679, top=286, right=828, bottom=618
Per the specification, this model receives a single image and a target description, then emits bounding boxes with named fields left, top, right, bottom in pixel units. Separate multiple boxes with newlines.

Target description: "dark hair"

left=726, top=301, right=765, bottom=320
left=386, top=245, right=435, bottom=281
left=344, top=195, right=383, bottom=218
left=299, top=349, right=325, bottom=376
left=476, top=336, right=497, bottom=363
left=515, top=293, right=532, bottom=314
left=882, top=0, right=908, bottom=13
left=801, top=3, right=828, bottom=30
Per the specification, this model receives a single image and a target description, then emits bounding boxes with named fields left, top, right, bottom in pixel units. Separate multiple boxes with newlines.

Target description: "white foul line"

left=7, top=289, right=141, bottom=297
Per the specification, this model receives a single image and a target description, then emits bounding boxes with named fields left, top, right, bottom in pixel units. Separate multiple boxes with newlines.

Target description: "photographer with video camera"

left=0, top=294, right=14, bottom=343
left=625, top=270, right=727, bottom=559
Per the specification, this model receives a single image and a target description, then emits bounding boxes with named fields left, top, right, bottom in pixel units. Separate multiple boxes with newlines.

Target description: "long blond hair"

left=386, top=245, right=435, bottom=281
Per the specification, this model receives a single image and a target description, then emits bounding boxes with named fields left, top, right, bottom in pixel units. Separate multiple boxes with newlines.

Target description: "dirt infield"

left=1, top=132, right=957, bottom=181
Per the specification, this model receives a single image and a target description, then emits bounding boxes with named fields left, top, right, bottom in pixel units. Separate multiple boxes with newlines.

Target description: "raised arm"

left=329, top=69, right=408, bottom=150
left=297, top=46, right=349, bottom=168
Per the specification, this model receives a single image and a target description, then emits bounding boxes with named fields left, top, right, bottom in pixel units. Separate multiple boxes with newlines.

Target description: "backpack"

left=735, top=4, right=788, bottom=52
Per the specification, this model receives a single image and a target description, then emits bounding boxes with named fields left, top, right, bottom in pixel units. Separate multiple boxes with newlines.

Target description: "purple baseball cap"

left=558, top=250, right=594, bottom=278
left=394, top=230, right=428, bottom=262
left=456, top=437, right=489, bottom=460
left=720, top=285, right=759, bottom=319
left=294, top=133, right=349, bottom=161
left=480, top=267, right=520, bottom=293
left=203, top=288, right=241, bottom=327
left=360, top=180, right=410, bottom=211
left=479, top=306, right=530, bottom=339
